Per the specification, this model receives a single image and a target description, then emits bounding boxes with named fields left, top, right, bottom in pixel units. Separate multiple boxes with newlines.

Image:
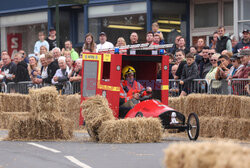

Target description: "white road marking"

left=27, top=142, right=61, bottom=153
left=65, top=156, right=92, bottom=168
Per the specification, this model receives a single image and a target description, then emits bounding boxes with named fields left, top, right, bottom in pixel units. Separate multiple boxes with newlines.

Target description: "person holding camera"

left=215, top=55, right=232, bottom=80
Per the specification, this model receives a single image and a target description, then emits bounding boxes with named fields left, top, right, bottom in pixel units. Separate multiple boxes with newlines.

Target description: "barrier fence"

left=0, top=79, right=249, bottom=96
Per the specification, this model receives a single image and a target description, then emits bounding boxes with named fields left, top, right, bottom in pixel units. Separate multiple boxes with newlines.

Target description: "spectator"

left=190, top=46, right=197, bottom=55
left=66, top=56, right=74, bottom=76
left=34, top=31, right=49, bottom=56
left=145, top=31, right=154, bottom=45
left=52, top=56, right=70, bottom=85
left=43, top=52, right=59, bottom=84
left=152, top=33, right=161, bottom=45
left=237, top=49, right=250, bottom=78
left=180, top=53, right=199, bottom=96
left=52, top=47, right=61, bottom=60
left=96, top=32, right=114, bottom=53
left=205, top=53, right=220, bottom=84
left=174, top=49, right=187, bottom=80
left=0, top=60, right=3, bottom=70
left=209, top=32, right=219, bottom=49
left=40, top=45, right=48, bottom=55
left=1, top=50, right=8, bottom=60
left=13, top=53, right=30, bottom=83
left=169, top=35, right=181, bottom=54
left=1, top=53, right=17, bottom=83
left=215, top=55, right=231, bottom=80
left=34, top=54, right=48, bottom=84
left=116, top=37, right=127, bottom=47
left=152, top=22, right=164, bottom=44
left=27, top=54, right=41, bottom=82
left=234, top=29, right=250, bottom=53
left=198, top=46, right=212, bottom=78
left=63, top=40, right=79, bottom=61
left=46, top=27, right=57, bottom=51
left=216, top=26, right=232, bottom=53
left=227, top=55, right=244, bottom=79
left=230, top=35, right=238, bottom=53
left=169, top=64, right=179, bottom=96
left=69, top=59, right=82, bottom=82
left=63, top=50, right=71, bottom=57
left=83, top=33, right=96, bottom=53
left=178, top=37, right=189, bottom=54
left=129, top=32, right=139, bottom=45
left=196, top=38, right=205, bottom=53
left=13, top=54, right=19, bottom=65
left=18, top=50, right=29, bottom=64
left=208, top=48, right=216, bottom=58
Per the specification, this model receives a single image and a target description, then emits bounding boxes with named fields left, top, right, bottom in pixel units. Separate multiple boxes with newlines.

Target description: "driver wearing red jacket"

left=119, top=66, right=152, bottom=118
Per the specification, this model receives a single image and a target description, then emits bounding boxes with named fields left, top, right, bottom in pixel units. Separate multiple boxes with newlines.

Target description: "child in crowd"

left=34, top=31, right=49, bottom=56
left=180, top=53, right=199, bottom=96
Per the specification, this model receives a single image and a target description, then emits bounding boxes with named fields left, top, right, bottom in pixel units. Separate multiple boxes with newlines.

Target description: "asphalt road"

left=0, top=130, right=188, bottom=168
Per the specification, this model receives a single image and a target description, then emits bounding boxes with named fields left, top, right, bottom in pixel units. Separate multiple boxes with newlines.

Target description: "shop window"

left=194, top=3, right=218, bottom=28
left=152, top=1, right=186, bottom=44
left=238, top=0, right=250, bottom=20
left=223, top=2, right=233, bottom=26
left=6, top=23, right=47, bottom=56
left=78, top=12, right=84, bottom=43
left=89, top=14, right=147, bottom=45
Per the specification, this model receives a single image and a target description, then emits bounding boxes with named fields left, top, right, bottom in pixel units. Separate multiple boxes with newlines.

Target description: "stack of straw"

left=8, top=87, right=73, bottom=140
left=81, top=95, right=163, bottom=143
left=164, top=142, right=250, bottom=168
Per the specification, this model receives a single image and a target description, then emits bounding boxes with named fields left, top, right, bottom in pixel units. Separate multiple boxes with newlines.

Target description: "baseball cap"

left=239, top=49, right=250, bottom=57
left=230, top=55, right=238, bottom=61
left=242, top=29, right=249, bottom=33
left=99, top=32, right=106, bottom=36
left=49, top=27, right=56, bottom=31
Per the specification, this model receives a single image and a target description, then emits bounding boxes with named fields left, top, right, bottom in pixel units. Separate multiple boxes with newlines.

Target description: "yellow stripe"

left=97, top=84, right=120, bottom=92
left=82, top=54, right=102, bottom=61
left=161, top=85, right=169, bottom=90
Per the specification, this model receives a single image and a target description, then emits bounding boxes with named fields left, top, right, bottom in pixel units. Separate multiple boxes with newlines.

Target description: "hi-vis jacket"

left=120, top=80, right=145, bottom=102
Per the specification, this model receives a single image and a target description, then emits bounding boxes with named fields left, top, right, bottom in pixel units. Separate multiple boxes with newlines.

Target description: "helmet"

left=122, top=65, right=136, bottom=79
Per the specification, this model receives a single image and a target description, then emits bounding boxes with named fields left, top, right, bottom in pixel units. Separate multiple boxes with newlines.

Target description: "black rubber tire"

left=187, top=113, right=200, bottom=141
left=135, top=112, right=143, bottom=117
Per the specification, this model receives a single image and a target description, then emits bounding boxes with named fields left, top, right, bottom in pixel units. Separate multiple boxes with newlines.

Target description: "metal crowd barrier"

left=169, top=79, right=209, bottom=97
left=1, top=79, right=249, bottom=96
left=2, top=81, right=82, bottom=95
left=209, top=79, right=250, bottom=96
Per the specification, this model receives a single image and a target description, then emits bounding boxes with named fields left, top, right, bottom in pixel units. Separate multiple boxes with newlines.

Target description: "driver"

left=119, top=65, right=152, bottom=118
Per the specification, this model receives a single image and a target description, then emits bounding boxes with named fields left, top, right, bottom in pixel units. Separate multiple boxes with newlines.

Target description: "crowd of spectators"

left=0, top=23, right=249, bottom=95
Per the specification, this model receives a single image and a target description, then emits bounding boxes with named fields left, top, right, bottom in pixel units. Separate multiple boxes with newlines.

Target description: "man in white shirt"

left=96, top=32, right=114, bottom=53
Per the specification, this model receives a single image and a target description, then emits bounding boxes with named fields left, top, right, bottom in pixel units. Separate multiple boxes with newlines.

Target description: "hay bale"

left=29, top=87, right=59, bottom=118
left=98, top=118, right=163, bottom=143
left=0, top=112, right=29, bottom=129
left=8, top=115, right=73, bottom=140
left=80, top=95, right=115, bottom=141
left=0, top=93, right=30, bottom=112
left=164, top=142, right=250, bottom=168
left=200, top=117, right=250, bottom=140
left=240, top=96, right=250, bottom=119
left=60, top=94, right=82, bottom=129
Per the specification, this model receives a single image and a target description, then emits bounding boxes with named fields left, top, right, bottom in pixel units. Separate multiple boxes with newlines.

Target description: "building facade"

left=0, top=0, right=248, bottom=56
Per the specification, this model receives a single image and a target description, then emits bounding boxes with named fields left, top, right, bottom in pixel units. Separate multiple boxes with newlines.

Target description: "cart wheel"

left=187, top=113, right=199, bottom=140
left=135, top=112, right=143, bottom=117
left=86, top=125, right=99, bottom=141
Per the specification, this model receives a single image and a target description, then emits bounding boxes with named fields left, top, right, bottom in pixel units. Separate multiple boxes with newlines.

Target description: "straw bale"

left=60, top=94, right=81, bottom=129
left=8, top=115, right=73, bottom=140
left=164, top=142, right=250, bottom=168
left=240, top=96, right=250, bottom=119
left=29, top=87, right=59, bottom=118
left=98, top=118, right=163, bottom=143
left=200, top=117, right=250, bottom=140
left=0, top=112, right=29, bottom=129
left=0, top=93, right=30, bottom=112
left=80, top=95, right=115, bottom=141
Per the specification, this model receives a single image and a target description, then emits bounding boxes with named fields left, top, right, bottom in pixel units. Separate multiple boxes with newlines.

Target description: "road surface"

left=0, top=130, right=189, bottom=168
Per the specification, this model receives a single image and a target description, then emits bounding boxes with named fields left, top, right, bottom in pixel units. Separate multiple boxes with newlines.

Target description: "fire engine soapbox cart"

left=80, top=45, right=200, bottom=140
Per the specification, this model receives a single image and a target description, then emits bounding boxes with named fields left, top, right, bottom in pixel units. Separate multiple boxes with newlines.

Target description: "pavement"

left=0, top=130, right=189, bottom=168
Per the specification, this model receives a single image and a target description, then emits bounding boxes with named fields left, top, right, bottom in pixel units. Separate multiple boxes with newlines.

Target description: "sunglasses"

left=210, top=59, right=217, bottom=62
left=208, top=53, right=215, bottom=55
